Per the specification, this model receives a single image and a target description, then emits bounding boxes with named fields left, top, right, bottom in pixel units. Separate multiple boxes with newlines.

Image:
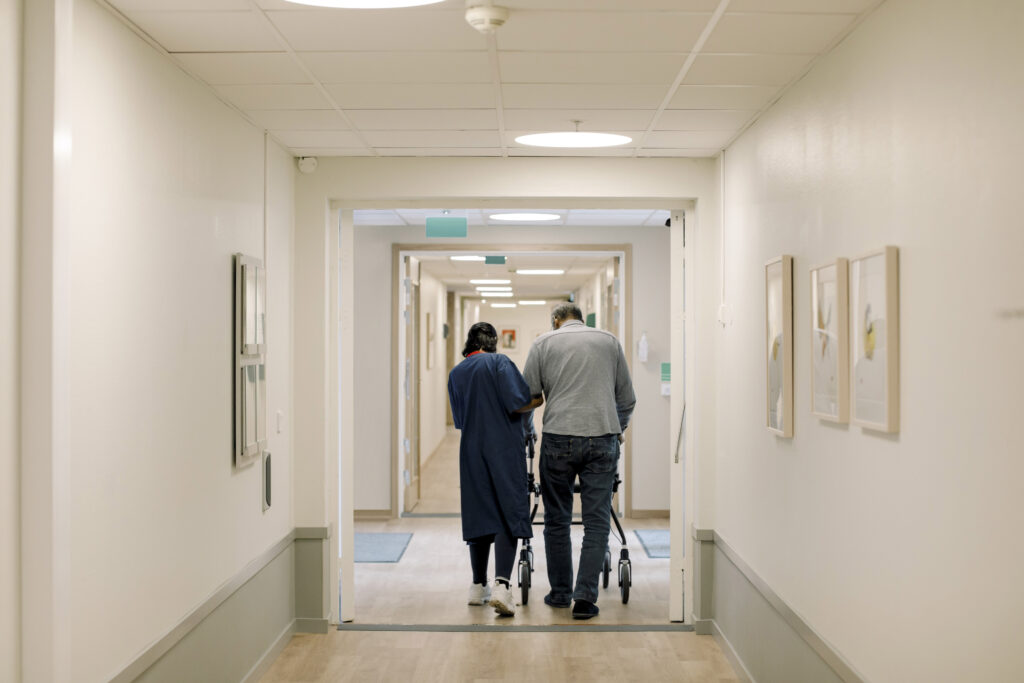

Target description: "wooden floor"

left=260, top=429, right=739, bottom=682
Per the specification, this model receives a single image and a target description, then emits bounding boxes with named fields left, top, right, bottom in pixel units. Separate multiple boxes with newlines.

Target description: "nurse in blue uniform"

left=447, top=322, right=534, bottom=616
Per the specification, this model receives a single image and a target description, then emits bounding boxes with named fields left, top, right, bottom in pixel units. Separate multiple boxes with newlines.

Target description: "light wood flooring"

left=260, top=428, right=739, bottom=682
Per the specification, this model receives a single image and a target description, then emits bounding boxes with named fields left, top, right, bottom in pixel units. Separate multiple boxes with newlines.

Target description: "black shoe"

left=572, top=599, right=599, bottom=620
left=544, top=593, right=571, bottom=608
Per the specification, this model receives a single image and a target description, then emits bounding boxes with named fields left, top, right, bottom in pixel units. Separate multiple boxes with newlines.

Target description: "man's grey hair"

left=551, top=303, right=583, bottom=326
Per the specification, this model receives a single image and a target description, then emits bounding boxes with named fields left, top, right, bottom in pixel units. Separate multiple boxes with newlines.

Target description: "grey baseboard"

left=709, top=531, right=866, bottom=683
left=710, top=619, right=755, bottom=683
left=629, top=509, right=670, bottom=519
left=354, top=509, right=394, bottom=520
left=110, top=527, right=329, bottom=682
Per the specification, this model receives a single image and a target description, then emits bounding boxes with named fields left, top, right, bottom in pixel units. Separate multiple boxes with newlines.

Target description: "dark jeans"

left=540, top=433, right=619, bottom=604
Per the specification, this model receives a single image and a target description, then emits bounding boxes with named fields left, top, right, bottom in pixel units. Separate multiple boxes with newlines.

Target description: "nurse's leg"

left=467, top=534, right=494, bottom=585
left=492, top=527, right=518, bottom=587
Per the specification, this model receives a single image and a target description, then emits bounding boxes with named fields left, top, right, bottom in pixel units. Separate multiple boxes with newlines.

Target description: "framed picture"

left=810, top=258, right=849, bottom=422
left=850, top=246, right=899, bottom=432
left=501, top=328, right=518, bottom=350
left=765, top=256, right=794, bottom=437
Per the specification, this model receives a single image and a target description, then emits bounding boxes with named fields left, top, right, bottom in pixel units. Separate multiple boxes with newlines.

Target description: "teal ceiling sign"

left=425, top=216, right=467, bottom=238
left=485, top=255, right=506, bottom=264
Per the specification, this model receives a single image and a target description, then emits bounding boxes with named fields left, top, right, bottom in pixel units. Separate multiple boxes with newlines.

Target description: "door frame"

left=334, top=200, right=695, bottom=624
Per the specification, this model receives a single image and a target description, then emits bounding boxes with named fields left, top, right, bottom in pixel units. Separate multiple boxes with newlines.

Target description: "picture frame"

left=810, top=258, right=849, bottom=422
left=501, top=328, right=518, bottom=350
left=850, top=246, right=899, bottom=432
left=765, top=255, right=794, bottom=437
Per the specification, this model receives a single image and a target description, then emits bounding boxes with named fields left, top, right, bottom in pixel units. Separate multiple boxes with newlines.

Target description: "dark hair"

left=462, top=322, right=498, bottom=357
left=551, top=303, right=583, bottom=327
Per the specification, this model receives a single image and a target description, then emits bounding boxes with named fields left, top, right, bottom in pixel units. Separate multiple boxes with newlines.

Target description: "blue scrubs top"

left=448, top=352, right=534, bottom=541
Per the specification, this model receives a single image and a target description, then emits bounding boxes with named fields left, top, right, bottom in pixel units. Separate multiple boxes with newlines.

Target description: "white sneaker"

left=468, top=582, right=491, bottom=606
left=489, top=580, right=516, bottom=616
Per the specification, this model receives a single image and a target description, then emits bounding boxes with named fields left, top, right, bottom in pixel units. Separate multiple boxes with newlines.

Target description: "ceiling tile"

left=503, top=109, right=655, bottom=131
left=495, top=11, right=710, bottom=52
left=363, top=130, right=502, bottom=148
left=124, top=11, right=281, bottom=52
left=655, top=109, right=755, bottom=131
left=502, top=84, right=668, bottom=109
left=642, top=130, right=734, bottom=148
left=669, top=85, right=779, bottom=109
left=215, top=84, right=332, bottom=110
left=504, top=0, right=718, bottom=8
left=637, top=148, right=719, bottom=157
left=266, top=9, right=486, bottom=52
left=301, top=51, right=490, bottom=84
left=705, top=13, right=857, bottom=53
left=684, top=54, right=814, bottom=86
left=175, top=53, right=309, bottom=85
left=326, top=83, right=495, bottom=109
left=248, top=109, right=350, bottom=131
left=346, top=109, right=498, bottom=130
left=727, top=0, right=874, bottom=12
left=272, top=130, right=366, bottom=148
left=499, top=52, right=686, bottom=85
left=375, top=146, right=503, bottom=156
left=289, top=147, right=374, bottom=156
left=111, top=0, right=249, bottom=10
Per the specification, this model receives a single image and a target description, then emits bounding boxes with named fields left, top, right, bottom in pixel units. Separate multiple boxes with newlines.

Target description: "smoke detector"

left=465, top=5, right=508, bottom=34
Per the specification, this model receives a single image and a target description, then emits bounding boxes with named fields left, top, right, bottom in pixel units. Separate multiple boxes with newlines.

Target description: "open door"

left=403, top=256, right=422, bottom=513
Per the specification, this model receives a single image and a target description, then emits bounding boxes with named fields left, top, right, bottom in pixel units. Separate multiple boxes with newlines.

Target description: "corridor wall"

left=711, top=0, right=1024, bottom=680
left=58, top=1, right=296, bottom=679
left=2, top=0, right=22, bottom=679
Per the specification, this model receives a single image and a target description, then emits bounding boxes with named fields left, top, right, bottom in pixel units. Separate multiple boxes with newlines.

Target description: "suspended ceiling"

left=105, top=0, right=881, bottom=158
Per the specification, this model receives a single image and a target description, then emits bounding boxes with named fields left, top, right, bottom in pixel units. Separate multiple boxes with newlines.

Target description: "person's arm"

left=521, top=341, right=545, bottom=412
left=517, top=395, right=543, bottom=413
left=447, top=373, right=464, bottom=430
left=614, top=341, right=636, bottom=432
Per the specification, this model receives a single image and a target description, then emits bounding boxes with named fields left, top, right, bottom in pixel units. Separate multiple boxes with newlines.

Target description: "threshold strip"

left=400, top=512, right=461, bottom=518
left=338, top=623, right=694, bottom=633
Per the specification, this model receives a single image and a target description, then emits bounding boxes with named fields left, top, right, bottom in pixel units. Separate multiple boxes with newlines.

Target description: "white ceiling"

left=106, top=0, right=881, bottom=158
left=354, top=207, right=669, bottom=226
left=414, top=250, right=619, bottom=301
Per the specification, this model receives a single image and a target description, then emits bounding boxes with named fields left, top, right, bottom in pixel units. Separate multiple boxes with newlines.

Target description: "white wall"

left=67, top=1, right=293, bottom=680
left=349, top=223, right=671, bottom=513
left=713, top=0, right=1024, bottom=680
left=417, top=268, right=448, bottom=467
left=1, top=0, right=22, bottom=679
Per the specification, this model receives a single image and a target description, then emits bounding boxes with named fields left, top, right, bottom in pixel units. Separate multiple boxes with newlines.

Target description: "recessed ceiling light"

left=476, top=286, right=512, bottom=292
left=283, top=0, right=444, bottom=7
left=484, top=292, right=513, bottom=297
left=489, top=213, right=561, bottom=222
left=470, top=279, right=511, bottom=285
left=516, top=269, right=564, bottom=275
left=491, top=303, right=517, bottom=308
left=450, top=255, right=486, bottom=262
left=518, top=300, right=547, bottom=305
left=514, top=132, right=631, bottom=149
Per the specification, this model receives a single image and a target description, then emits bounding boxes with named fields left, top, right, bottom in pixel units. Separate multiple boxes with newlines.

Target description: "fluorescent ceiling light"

left=489, top=213, right=561, bottom=222
left=483, top=292, right=513, bottom=297
left=283, top=0, right=444, bottom=7
left=516, top=269, right=564, bottom=275
left=470, top=279, right=511, bottom=285
left=475, top=286, right=512, bottom=292
left=514, top=132, right=632, bottom=148
left=518, top=300, right=547, bottom=305
left=491, top=303, right=517, bottom=308
left=450, top=255, right=486, bottom=262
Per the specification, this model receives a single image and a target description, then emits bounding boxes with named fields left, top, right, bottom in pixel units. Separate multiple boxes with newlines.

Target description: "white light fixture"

left=518, top=300, right=547, bottom=305
left=516, top=269, right=564, bottom=275
left=515, top=120, right=631, bottom=149
left=476, top=286, right=512, bottom=292
left=470, top=279, right=511, bottom=285
left=283, top=0, right=443, bottom=7
left=491, top=303, right=517, bottom=308
left=450, top=255, right=486, bottom=262
left=483, top=292, right=513, bottom=297
left=489, top=213, right=560, bottom=222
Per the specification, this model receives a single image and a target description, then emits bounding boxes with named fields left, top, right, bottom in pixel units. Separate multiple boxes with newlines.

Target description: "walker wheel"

left=619, top=560, right=631, bottom=604
left=519, top=560, right=531, bottom=605
left=602, top=549, right=612, bottom=589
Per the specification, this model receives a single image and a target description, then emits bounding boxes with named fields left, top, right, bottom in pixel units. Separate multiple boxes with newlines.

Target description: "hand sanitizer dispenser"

left=638, top=332, right=649, bottom=363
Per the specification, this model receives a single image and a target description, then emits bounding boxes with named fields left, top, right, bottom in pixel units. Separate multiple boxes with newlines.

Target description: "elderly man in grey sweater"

left=521, top=303, right=636, bottom=620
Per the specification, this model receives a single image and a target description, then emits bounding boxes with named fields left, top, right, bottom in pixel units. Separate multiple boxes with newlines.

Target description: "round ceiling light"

left=514, top=132, right=632, bottom=149
left=283, top=0, right=444, bottom=8
left=489, top=213, right=561, bottom=222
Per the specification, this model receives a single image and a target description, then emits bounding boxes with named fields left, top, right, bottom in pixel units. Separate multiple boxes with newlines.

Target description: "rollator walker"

left=517, top=431, right=632, bottom=605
